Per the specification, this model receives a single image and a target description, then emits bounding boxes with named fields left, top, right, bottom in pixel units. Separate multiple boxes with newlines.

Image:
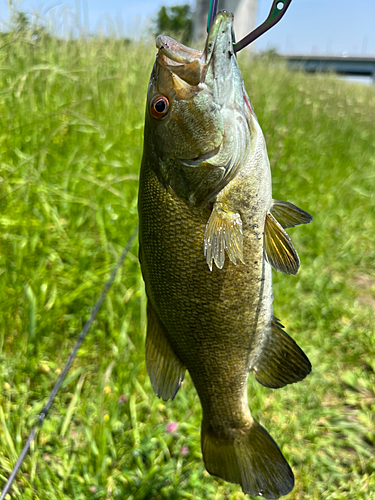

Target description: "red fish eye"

left=151, top=95, right=169, bottom=119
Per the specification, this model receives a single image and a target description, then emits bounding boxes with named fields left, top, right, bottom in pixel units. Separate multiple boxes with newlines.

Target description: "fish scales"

left=139, top=164, right=266, bottom=417
left=138, top=10, right=313, bottom=499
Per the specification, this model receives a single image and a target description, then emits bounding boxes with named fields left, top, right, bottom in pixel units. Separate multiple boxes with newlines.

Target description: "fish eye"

left=150, top=95, right=170, bottom=119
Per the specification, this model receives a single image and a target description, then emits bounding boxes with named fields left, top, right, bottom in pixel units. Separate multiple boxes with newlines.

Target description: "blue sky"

left=2, top=0, right=375, bottom=55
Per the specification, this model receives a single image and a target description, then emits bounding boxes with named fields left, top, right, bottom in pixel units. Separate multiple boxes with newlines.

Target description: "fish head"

left=143, top=11, right=253, bottom=203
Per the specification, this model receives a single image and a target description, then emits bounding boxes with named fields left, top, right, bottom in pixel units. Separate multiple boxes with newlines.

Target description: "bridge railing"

left=283, top=55, right=375, bottom=83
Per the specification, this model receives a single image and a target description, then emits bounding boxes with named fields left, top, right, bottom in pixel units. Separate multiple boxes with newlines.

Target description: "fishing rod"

left=207, top=0, right=293, bottom=52
left=0, top=226, right=138, bottom=500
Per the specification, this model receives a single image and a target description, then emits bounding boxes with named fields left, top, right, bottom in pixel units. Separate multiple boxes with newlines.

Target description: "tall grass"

left=0, top=25, right=374, bottom=500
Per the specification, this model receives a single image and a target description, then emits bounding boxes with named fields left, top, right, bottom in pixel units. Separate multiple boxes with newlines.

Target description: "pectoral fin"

left=251, top=317, right=311, bottom=389
left=204, top=203, right=244, bottom=271
left=145, top=302, right=185, bottom=401
left=271, top=200, right=313, bottom=229
left=264, top=212, right=300, bottom=275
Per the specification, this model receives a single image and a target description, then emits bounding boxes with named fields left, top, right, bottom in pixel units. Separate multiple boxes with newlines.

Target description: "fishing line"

left=207, top=0, right=219, bottom=33
left=0, top=225, right=138, bottom=500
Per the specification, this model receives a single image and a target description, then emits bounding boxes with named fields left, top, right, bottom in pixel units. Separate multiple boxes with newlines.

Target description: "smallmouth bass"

left=138, top=11, right=313, bottom=499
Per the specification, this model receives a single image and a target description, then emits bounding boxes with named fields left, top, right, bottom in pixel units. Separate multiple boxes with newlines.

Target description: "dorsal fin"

left=264, top=212, right=300, bottom=275
left=251, top=317, right=311, bottom=389
left=271, top=200, right=313, bottom=229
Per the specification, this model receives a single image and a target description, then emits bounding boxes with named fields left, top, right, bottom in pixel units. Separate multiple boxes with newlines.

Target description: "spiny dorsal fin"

left=271, top=200, right=313, bottom=229
left=204, top=203, right=244, bottom=271
left=145, top=302, right=185, bottom=401
left=251, top=317, right=311, bottom=389
left=264, top=212, right=300, bottom=275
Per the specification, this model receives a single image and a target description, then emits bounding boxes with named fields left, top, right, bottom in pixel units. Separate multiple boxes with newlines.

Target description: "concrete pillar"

left=193, top=0, right=258, bottom=49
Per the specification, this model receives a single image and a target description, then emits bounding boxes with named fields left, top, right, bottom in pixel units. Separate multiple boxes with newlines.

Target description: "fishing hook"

left=207, top=0, right=293, bottom=53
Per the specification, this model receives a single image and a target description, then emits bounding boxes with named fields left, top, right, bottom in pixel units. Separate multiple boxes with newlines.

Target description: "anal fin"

left=202, top=417, right=294, bottom=499
left=271, top=200, right=313, bottom=229
left=145, top=302, right=185, bottom=401
left=264, top=212, right=300, bottom=275
left=204, top=203, right=244, bottom=271
left=251, top=317, right=311, bottom=389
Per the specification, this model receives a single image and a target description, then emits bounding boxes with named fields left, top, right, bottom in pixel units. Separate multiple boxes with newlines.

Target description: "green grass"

left=0, top=29, right=374, bottom=500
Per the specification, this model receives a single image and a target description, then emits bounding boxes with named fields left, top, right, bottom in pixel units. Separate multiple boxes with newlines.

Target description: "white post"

left=193, top=0, right=258, bottom=51
left=192, top=0, right=209, bottom=44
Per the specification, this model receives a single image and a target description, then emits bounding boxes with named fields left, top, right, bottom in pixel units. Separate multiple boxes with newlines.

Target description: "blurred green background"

left=0, top=6, right=374, bottom=500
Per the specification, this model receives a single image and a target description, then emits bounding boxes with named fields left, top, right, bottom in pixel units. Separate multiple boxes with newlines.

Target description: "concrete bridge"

left=284, top=55, right=375, bottom=83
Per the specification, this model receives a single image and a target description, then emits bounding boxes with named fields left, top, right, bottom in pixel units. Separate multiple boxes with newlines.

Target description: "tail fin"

left=201, top=418, right=294, bottom=499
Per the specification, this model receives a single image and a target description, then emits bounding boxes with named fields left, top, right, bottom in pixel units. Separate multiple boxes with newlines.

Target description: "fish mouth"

left=156, top=35, right=203, bottom=65
left=155, top=11, right=235, bottom=86
left=202, top=11, right=235, bottom=67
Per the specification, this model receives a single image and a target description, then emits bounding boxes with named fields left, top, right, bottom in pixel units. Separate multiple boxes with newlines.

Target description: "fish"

left=138, top=10, right=313, bottom=499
